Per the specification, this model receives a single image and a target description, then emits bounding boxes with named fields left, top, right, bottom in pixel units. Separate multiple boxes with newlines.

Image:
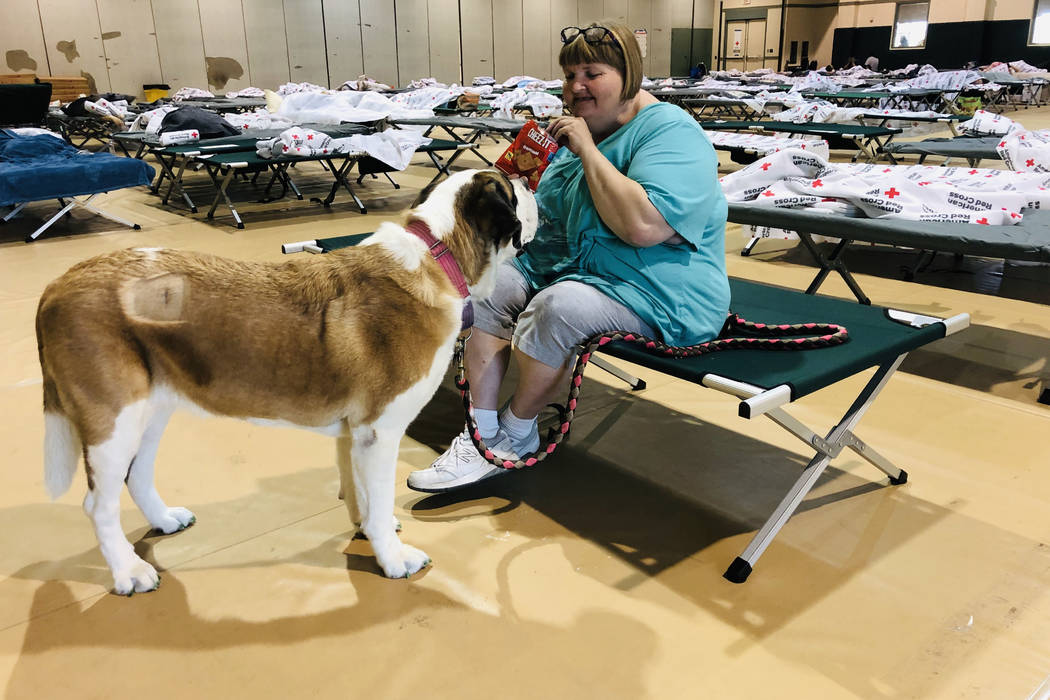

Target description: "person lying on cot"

left=408, top=19, right=730, bottom=492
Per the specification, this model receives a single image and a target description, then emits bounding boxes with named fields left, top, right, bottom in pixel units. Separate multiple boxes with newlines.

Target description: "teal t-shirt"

left=513, top=101, right=730, bottom=346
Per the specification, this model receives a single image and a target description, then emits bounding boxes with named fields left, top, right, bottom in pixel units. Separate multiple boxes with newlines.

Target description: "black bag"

left=158, top=105, right=239, bottom=139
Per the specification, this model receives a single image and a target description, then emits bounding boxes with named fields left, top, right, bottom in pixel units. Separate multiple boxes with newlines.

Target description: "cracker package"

left=494, top=120, right=560, bottom=191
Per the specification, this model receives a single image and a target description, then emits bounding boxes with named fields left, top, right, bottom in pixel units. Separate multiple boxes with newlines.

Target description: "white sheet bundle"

left=960, top=109, right=1023, bottom=136
left=721, top=149, right=1050, bottom=225
left=255, top=127, right=429, bottom=170
left=996, top=129, right=1050, bottom=173
left=276, top=90, right=434, bottom=124
left=223, top=110, right=295, bottom=132
left=489, top=89, right=563, bottom=119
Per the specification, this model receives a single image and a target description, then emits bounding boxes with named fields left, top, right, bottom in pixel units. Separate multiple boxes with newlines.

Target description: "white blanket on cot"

left=960, top=109, right=1024, bottom=136
left=720, top=149, right=1050, bottom=225
left=223, top=110, right=296, bottom=132
left=997, top=130, right=1050, bottom=173
left=490, top=89, right=563, bottom=119
left=276, top=91, right=434, bottom=124
left=256, top=127, right=430, bottom=170
left=706, top=131, right=830, bottom=160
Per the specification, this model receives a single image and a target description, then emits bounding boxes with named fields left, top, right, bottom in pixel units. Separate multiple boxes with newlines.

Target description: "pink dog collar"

left=405, top=220, right=473, bottom=330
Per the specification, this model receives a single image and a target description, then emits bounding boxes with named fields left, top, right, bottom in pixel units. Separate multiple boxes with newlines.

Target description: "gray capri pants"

left=473, top=262, right=656, bottom=369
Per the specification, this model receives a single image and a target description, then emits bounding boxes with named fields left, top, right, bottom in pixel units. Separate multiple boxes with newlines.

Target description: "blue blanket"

left=0, top=132, right=154, bottom=207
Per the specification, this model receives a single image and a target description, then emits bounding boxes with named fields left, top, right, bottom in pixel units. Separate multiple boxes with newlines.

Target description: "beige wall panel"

left=784, top=6, right=836, bottom=67
left=604, top=0, right=630, bottom=24
left=323, top=0, right=363, bottom=87
left=285, top=0, right=329, bottom=86
left=671, top=0, right=694, bottom=28
left=694, top=0, right=714, bottom=28
left=460, top=0, right=494, bottom=81
left=93, top=0, right=161, bottom=97
left=428, top=0, right=462, bottom=84
left=37, top=0, right=111, bottom=93
left=492, top=0, right=524, bottom=79
left=152, top=0, right=207, bottom=91
left=198, top=0, right=250, bottom=92
left=628, top=0, right=651, bottom=75
left=764, top=7, right=780, bottom=63
left=550, top=1, right=578, bottom=76
left=243, top=0, right=290, bottom=91
left=397, top=0, right=431, bottom=82
left=578, top=0, right=605, bottom=25
left=849, top=2, right=896, bottom=29
left=0, top=0, right=48, bottom=76
left=523, top=0, right=552, bottom=80
left=361, top=1, right=398, bottom=86
left=649, top=0, right=673, bottom=76
left=990, top=0, right=1033, bottom=20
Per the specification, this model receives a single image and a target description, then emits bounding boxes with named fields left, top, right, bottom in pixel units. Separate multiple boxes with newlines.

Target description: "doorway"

left=723, top=18, right=766, bottom=72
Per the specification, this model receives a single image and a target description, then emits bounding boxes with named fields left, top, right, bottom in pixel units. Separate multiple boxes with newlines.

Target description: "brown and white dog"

left=36, top=169, right=537, bottom=595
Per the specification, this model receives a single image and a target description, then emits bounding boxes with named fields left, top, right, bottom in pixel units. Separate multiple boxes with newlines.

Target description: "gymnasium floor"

left=1, top=108, right=1048, bottom=699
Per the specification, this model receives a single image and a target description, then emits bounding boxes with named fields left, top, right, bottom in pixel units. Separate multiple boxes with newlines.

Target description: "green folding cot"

left=280, top=233, right=970, bottom=583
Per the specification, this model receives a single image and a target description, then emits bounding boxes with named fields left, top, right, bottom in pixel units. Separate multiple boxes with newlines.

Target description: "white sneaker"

left=407, top=427, right=536, bottom=493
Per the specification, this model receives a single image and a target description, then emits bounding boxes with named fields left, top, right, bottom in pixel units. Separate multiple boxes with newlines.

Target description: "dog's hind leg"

left=127, top=404, right=195, bottom=535
left=350, top=423, right=429, bottom=578
left=83, top=399, right=161, bottom=595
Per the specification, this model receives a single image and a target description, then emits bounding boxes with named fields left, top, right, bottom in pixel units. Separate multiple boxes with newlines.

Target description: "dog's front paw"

left=112, top=558, right=160, bottom=596
left=379, top=544, right=431, bottom=579
left=152, top=507, right=196, bottom=535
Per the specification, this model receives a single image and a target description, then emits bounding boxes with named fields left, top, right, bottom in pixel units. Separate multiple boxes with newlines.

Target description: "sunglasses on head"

left=560, top=26, right=619, bottom=47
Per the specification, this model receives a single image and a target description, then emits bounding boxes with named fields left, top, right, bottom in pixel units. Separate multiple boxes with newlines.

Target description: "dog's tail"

left=43, top=411, right=81, bottom=500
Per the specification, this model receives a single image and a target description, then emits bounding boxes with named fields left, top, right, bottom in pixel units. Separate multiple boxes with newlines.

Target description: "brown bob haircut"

left=559, top=20, right=643, bottom=102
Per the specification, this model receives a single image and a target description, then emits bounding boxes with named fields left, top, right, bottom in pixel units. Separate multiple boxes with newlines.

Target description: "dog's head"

left=410, top=170, right=538, bottom=298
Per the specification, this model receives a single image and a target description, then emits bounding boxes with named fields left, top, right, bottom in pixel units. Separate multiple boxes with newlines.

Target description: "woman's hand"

left=546, top=116, right=595, bottom=157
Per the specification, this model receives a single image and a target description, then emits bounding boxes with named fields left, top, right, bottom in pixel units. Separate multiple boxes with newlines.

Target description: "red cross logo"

left=283, top=145, right=288, bottom=152
left=1010, top=211, right=1022, bottom=219
left=307, top=134, right=314, bottom=140
left=1027, top=159, right=1035, bottom=167
left=760, top=162, right=771, bottom=171
left=1021, top=134, right=1026, bottom=140
left=999, top=141, right=1006, bottom=147
left=812, top=179, right=823, bottom=187
left=762, top=190, right=775, bottom=197
left=968, top=169, right=978, bottom=174
left=191, top=131, right=198, bottom=137
left=884, top=188, right=900, bottom=198
left=323, top=148, right=328, bottom=153
left=976, top=217, right=988, bottom=224
left=882, top=168, right=891, bottom=173
left=242, top=125, right=248, bottom=130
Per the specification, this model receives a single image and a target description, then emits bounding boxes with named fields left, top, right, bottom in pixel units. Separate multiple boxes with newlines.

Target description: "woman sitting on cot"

left=408, top=20, right=730, bottom=492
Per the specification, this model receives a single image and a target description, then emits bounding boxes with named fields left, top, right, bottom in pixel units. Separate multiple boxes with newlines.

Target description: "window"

left=891, top=2, right=929, bottom=49
left=1032, top=0, right=1050, bottom=44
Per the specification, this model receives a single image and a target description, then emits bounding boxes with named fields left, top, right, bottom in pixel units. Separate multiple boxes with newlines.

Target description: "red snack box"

left=494, top=119, right=560, bottom=191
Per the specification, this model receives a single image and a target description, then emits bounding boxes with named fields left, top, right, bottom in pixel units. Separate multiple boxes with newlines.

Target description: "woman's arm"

left=547, top=116, right=683, bottom=247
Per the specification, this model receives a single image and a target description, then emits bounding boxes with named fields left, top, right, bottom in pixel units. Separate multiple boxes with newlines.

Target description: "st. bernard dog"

left=36, top=169, right=537, bottom=595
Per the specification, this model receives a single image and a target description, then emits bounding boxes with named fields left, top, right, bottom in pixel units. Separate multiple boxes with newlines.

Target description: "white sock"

left=474, top=408, right=499, bottom=439
left=499, top=406, right=538, bottom=444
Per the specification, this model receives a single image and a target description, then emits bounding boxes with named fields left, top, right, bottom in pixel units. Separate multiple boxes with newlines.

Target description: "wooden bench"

left=35, top=76, right=90, bottom=103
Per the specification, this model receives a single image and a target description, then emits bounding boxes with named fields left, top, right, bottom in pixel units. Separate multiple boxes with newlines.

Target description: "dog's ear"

left=458, top=171, right=522, bottom=249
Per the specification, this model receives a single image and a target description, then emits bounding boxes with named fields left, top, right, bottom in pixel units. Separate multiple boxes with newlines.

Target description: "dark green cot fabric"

left=882, top=135, right=1002, bottom=160
left=391, top=116, right=530, bottom=133
left=315, top=233, right=374, bottom=251
left=699, top=120, right=901, bottom=138
left=728, top=203, right=1050, bottom=263
left=598, top=278, right=947, bottom=401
